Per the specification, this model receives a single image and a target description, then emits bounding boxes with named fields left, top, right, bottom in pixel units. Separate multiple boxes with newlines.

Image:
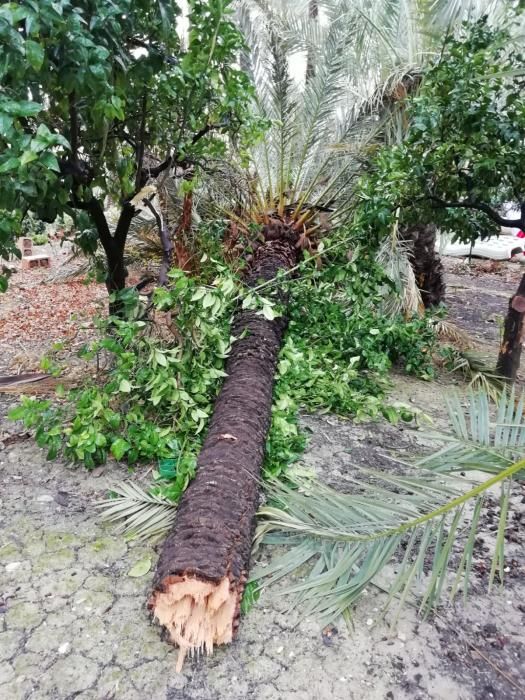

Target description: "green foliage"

left=10, top=250, right=239, bottom=472
left=20, top=211, right=45, bottom=239
left=287, top=247, right=435, bottom=386
left=261, top=244, right=435, bottom=478
left=240, top=580, right=261, bottom=615
left=10, top=226, right=435, bottom=502
left=30, top=233, right=48, bottom=246
left=0, top=0, right=260, bottom=289
left=351, top=13, right=525, bottom=246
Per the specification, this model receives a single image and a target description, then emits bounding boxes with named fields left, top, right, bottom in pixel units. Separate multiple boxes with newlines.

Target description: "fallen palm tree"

left=145, top=0, right=451, bottom=664
left=148, top=220, right=299, bottom=669
left=146, top=5, right=376, bottom=667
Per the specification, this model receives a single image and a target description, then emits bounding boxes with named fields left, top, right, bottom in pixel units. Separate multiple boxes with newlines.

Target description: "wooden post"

left=496, top=273, right=525, bottom=381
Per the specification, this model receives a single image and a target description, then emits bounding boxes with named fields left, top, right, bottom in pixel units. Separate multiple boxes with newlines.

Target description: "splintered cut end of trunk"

left=150, top=575, right=238, bottom=672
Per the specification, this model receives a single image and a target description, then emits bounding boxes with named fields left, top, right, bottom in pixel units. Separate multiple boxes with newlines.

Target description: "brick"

left=18, top=237, right=33, bottom=257
left=21, top=255, right=50, bottom=270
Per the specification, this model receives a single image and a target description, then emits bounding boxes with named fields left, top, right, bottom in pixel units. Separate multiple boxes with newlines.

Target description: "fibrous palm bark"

left=149, top=219, right=299, bottom=670
left=496, top=273, right=525, bottom=381
left=402, top=223, right=445, bottom=308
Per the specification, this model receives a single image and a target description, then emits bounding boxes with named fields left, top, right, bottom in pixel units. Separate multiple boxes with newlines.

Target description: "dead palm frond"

left=250, top=387, right=525, bottom=624
left=96, top=482, right=177, bottom=542
left=376, top=226, right=423, bottom=318
left=433, top=318, right=471, bottom=348
left=444, top=348, right=504, bottom=401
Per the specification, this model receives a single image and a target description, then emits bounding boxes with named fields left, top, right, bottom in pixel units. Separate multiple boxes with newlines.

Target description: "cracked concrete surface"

left=1, top=375, right=524, bottom=700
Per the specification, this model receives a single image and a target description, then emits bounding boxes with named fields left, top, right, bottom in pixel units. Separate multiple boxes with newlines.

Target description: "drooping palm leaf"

left=252, top=457, right=524, bottom=623
left=441, top=348, right=504, bottom=402
left=419, top=388, right=525, bottom=476
left=96, top=482, right=177, bottom=542
left=433, top=319, right=471, bottom=348
left=376, top=224, right=423, bottom=317
left=250, top=388, right=525, bottom=622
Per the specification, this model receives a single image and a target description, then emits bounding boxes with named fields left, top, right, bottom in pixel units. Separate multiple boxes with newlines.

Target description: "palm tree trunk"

left=305, top=0, right=319, bottom=82
left=149, top=220, right=299, bottom=670
left=403, top=223, right=445, bottom=308
left=496, top=273, right=525, bottom=381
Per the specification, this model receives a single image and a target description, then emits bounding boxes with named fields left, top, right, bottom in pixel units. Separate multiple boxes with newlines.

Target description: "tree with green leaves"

left=354, top=13, right=525, bottom=252
left=0, top=0, right=256, bottom=303
left=350, top=12, right=525, bottom=361
left=236, top=0, right=507, bottom=311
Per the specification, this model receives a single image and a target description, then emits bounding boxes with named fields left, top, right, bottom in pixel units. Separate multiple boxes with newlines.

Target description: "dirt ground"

left=1, top=254, right=524, bottom=699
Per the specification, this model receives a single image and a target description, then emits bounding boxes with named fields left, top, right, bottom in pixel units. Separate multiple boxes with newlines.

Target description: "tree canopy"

left=0, top=0, right=257, bottom=292
left=353, top=13, right=525, bottom=246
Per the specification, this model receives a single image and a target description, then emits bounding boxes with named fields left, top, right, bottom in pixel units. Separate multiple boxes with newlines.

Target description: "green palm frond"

left=251, top=388, right=525, bottom=624
left=235, top=0, right=501, bottom=232
left=97, top=389, right=525, bottom=626
left=96, top=482, right=177, bottom=542
left=419, top=389, right=525, bottom=476
left=236, top=0, right=389, bottom=225
left=253, top=459, right=523, bottom=623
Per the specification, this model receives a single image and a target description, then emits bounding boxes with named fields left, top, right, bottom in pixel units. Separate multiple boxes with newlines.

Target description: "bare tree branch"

left=135, top=92, right=148, bottom=191
left=143, top=197, right=173, bottom=286
left=429, top=196, right=523, bottom=228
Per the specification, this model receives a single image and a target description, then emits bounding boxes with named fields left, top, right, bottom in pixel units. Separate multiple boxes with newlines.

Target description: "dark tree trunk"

left=149, top=220, right=299, bottom=670
left=105, top=245, right=128, bottom=316
left=496, top=273, right=525, bottom=381
left=305, top=0, right=319, bottom=82
left=85, top=199, right=134, bottom=316
left=402, top=223, right=445, bottom=308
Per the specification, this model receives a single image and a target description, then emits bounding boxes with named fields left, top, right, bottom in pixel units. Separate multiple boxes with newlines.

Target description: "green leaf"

left=155, top=351, right=168, bottom=367
left=1, top=100, right=41, bottom=117
left=25, top=40, right=44, bottom=71
left=20, top=150, right=38, bottom=166
left=260, top=305, right=277, bottom=321
left=202, top=292, right=215, bottom=308
left=191, top=287, right=207, bottom=302
left=240, top=581, right=260, bottom=615
left=119, top=379, right=131, bottom=393
left=0, top=113, right=12, bottom=135
left=0, top=157, right=20, bottom=173
left=39, top=152, right=60, bottom=172
left=111, top=438, right=130, bottom=460
left=8, top=405, right=26, bottom=420
left=127, top=557, right=152, bottom=577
